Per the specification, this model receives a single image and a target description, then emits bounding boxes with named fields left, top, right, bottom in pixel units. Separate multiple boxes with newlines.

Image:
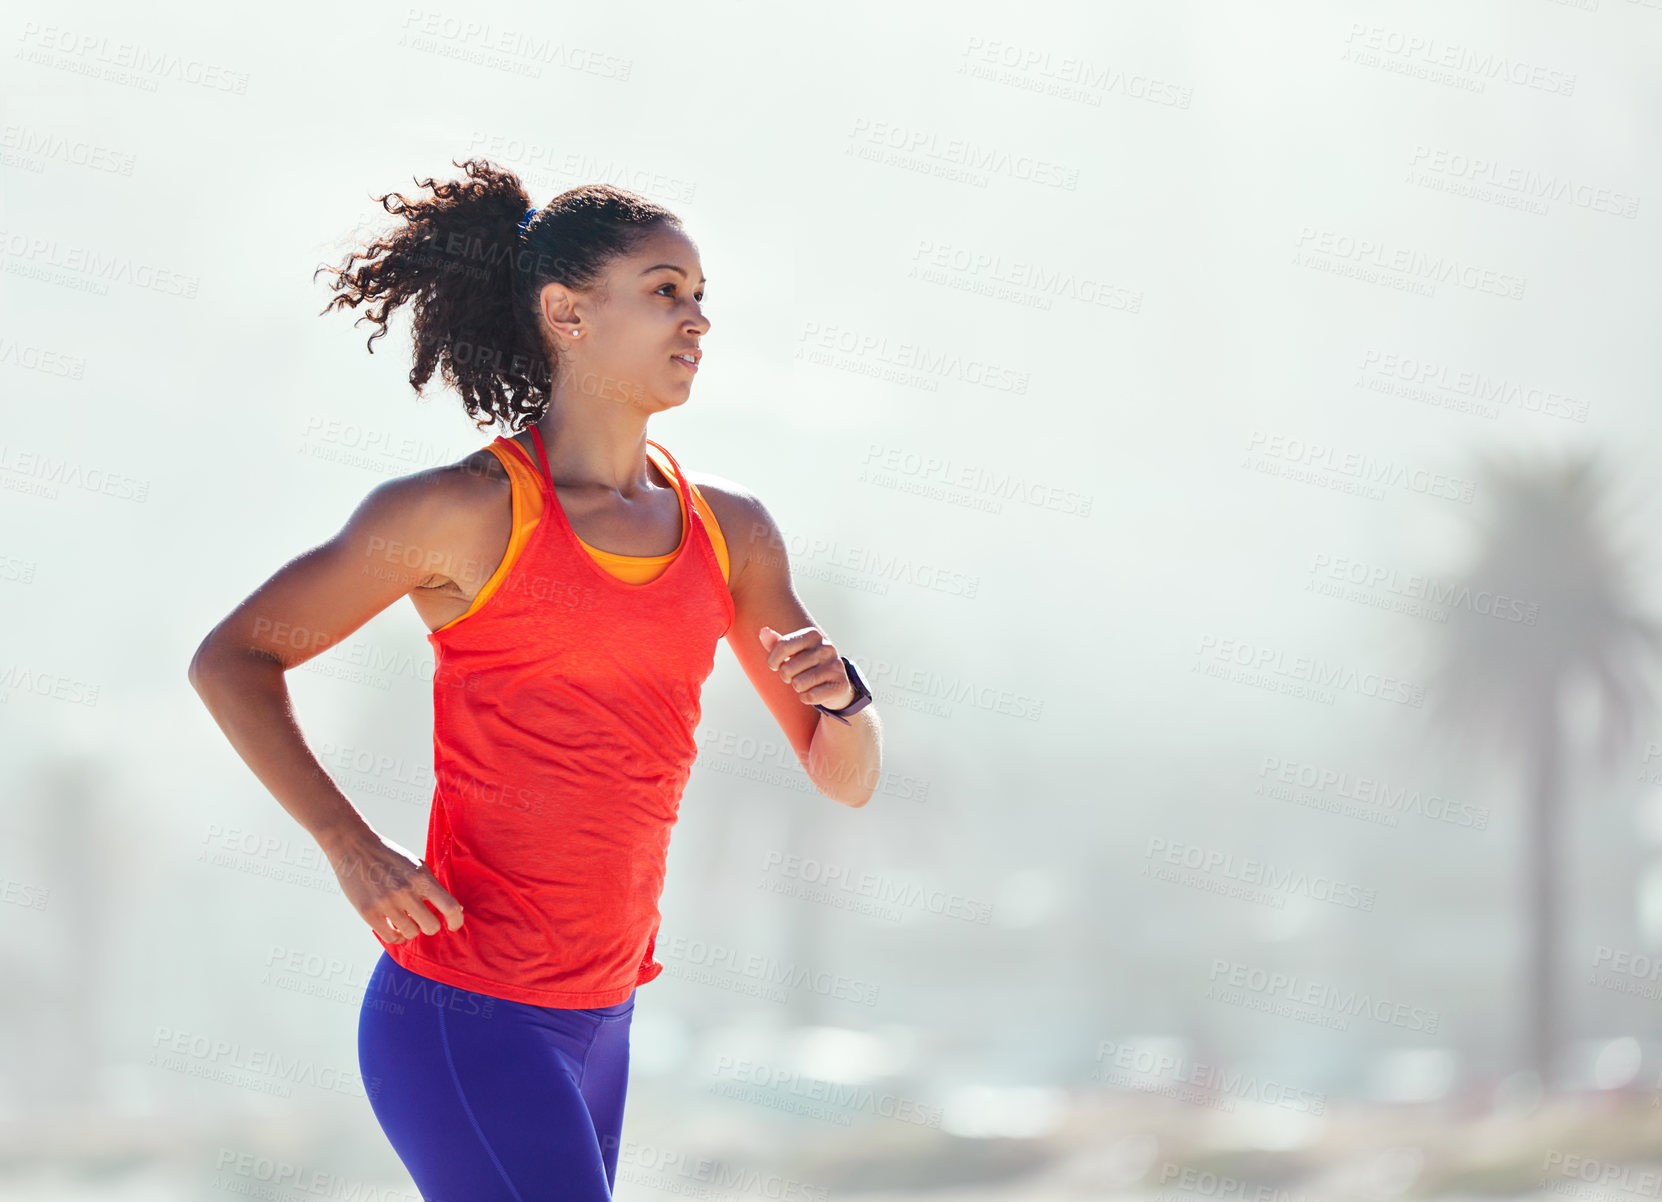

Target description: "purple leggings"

left=358, top=951, right=634, bottom=1201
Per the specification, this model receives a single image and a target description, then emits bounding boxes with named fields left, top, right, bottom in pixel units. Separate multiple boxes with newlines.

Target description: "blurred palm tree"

left=1424, top=447, right=1662, bottom=1091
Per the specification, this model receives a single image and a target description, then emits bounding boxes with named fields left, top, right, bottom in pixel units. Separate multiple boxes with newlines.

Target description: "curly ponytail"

left=315, top=157, right=682, bottom=433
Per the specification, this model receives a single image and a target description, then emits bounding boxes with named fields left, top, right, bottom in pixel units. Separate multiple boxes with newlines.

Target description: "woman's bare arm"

left=187, top=456, right=505, bottom=943
left=696, top=477, right=883, bottom=806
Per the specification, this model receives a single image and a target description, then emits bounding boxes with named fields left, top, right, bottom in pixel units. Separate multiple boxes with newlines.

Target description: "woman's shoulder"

left=680, top=470, right=793, bottom=587
left=681, top=469, right=763, bottom=528
left=354, top=441, right=513, bottom=545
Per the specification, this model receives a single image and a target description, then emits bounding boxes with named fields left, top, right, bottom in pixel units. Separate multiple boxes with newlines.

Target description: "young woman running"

left=187, top=158, right=883, bottom=1202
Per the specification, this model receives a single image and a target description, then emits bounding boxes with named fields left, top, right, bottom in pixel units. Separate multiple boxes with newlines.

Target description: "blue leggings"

left=358, top=951, right=634, bottom=1201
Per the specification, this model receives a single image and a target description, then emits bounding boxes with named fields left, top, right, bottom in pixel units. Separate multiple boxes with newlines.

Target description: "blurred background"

left=4, top=0, right=1662, bottom=1197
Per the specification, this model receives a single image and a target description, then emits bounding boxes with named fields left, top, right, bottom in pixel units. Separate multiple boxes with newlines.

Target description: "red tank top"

left=381, top=428, right=735, bottom=1007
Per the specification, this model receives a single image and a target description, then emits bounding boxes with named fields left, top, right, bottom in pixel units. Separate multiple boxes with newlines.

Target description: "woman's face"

left=544, top=224, right=710, bottom=413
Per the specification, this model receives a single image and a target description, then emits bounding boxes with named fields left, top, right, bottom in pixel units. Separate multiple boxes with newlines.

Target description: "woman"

left=187, top=157, right=882, bottom=1201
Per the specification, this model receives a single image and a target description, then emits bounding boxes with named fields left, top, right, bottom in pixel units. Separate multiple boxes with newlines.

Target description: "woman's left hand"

left=758, top=625, right=854, bottom=711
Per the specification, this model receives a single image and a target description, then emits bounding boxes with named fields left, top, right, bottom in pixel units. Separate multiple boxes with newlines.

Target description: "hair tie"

left=518, top=207, right=538, bottom=240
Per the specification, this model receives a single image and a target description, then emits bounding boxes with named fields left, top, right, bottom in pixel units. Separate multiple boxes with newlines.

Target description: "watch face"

left=843, top=658, right=870, bottom=700
left=815, top=657, right=872, bottom=719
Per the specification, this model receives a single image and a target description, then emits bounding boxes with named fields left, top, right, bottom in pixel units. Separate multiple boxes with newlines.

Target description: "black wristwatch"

left=814, top=657, right=872, bottom=724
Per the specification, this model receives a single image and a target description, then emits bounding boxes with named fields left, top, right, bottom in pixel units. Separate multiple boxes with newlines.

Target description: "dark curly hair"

left=315, top=157, right=683, bottom=432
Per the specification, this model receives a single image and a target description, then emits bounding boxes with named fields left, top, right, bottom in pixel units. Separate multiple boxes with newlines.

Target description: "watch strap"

left=814, top=656, right=872, bottom=724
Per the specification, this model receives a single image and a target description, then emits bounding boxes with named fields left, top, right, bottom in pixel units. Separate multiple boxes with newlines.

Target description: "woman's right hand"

left=325, top=828, right=465, bottom=944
